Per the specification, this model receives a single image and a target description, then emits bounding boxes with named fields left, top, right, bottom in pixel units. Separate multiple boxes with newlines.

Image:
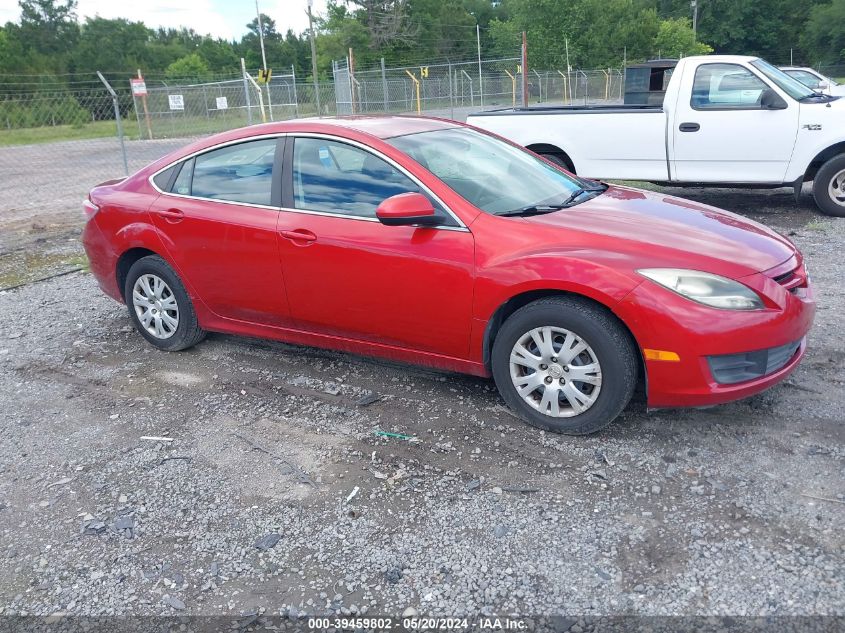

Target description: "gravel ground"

left=0, top=182, right=843, bottom=628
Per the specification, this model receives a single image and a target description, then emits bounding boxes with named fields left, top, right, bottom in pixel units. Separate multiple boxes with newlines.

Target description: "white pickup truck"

left=467, top=55, right=845, bottom=216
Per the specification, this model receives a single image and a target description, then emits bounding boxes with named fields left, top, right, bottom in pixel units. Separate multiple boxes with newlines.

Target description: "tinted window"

left=190, top=139, right=276, bottom=205
left=171, top=158, right=193, bottom=195
left=152, top=164, right=177, bottom=191
left=691, top=64, right=768, bottom=109
left=292, top=138, right=419, bottom=218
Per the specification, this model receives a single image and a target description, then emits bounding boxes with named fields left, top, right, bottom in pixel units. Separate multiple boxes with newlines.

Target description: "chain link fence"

left=0, top=57, right=631, bottom=251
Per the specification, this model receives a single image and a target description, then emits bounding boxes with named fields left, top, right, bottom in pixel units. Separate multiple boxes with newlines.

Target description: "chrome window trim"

left=146, top=130, right=469, bottom=232
left=147, top=133, right=285, bottom=211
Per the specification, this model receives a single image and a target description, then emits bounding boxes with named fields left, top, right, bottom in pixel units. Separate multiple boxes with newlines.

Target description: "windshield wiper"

left=497, top=184, right=608, bottom=217
left=497, top=204, right=568, bottom=217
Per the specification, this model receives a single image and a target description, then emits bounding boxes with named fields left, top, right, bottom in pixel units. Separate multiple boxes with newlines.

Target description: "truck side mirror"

left=760, top=89, right=787, bottom=110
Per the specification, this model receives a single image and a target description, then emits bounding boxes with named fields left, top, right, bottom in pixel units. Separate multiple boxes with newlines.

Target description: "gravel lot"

left=0, top=151, right=843, bottom=627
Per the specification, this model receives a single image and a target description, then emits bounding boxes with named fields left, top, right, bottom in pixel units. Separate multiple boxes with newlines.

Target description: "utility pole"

left=477, top=23, right=483, bottom=107
left=255, top=0, right=268, bottom=72
left=565, top=36, right=571, bottom=102
left=691, top=0, right=698, bottom=37
left=521, top=31, right=528, bottom=108
left=307, top=0, right=321, bottom=114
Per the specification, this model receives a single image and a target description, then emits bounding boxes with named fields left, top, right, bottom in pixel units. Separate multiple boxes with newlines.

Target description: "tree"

left=652, top=18, right=712, bottom=58
left=165, top=53, right=210, bottom=80
left=802, top=0, right=845, bottom=64
left=18, top=0, right=79, bottom=58
left=71, top=17, right=152, bottom=78
left=346, top=0, right=418, bottom=47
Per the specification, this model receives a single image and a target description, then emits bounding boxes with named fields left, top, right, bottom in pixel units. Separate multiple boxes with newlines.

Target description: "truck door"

left=670, top=62, right=799, bottom=183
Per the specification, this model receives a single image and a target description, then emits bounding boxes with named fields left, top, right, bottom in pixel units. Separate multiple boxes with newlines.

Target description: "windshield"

left=751, top=59, right=817, bottom=100
left=387, top=127, right=587, bottom=215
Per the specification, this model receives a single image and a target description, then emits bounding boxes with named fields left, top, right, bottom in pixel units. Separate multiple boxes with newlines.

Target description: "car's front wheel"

left=491, top=296, right=638, bottom=435
left=124, top=255, right=206, bottom=351
left=813, top=154, right=845, bottom=217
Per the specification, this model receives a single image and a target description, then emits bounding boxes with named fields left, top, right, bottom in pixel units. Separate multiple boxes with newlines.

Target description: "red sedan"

left=82, top=116, right=815, bottom=434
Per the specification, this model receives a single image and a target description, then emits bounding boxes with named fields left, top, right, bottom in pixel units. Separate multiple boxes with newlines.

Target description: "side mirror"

left=760, top=88, right=788, bottom=110
left=376, top=192, right=440, bottom=227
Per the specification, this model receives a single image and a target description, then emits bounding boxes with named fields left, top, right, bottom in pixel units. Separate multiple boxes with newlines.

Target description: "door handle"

left=679, top=122, right=700, bottom=132
left=280, top=229, right=317, bottom=243
left=155, top=208, right=184, bottom=222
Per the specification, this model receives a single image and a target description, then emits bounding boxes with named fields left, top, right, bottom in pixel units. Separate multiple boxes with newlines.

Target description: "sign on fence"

left=130, top=78, right=147, bottom=96
left=215, top=96, right=228, bottom=110
left=168, top=94, right=185, bottom=110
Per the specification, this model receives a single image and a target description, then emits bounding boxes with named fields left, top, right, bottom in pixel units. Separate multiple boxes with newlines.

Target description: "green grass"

left=0, top=110, right=257, bottom=146
left=0, top=120, right=137, bottom=146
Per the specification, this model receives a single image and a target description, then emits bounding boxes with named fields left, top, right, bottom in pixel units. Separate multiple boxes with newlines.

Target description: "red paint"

left=375, top=192, right=436, bottom=223
left=82, top=116, right=815, bottom=410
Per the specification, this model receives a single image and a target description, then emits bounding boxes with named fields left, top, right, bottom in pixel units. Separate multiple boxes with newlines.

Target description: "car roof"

left=248, top=115, right=462, bottom=140
left=141, top=115, right=465, bottom=177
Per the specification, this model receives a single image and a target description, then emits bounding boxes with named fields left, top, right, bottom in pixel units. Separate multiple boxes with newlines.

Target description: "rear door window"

left=189, top=139, right=277, bottom=205
left=170, top=158, right=194, bottom=195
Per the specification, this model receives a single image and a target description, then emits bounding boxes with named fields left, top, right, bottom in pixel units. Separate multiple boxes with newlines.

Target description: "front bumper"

left=614, top=260, right=815, bottom=408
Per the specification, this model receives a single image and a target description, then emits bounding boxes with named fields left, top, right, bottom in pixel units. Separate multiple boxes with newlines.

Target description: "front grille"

left=769, top=264, right=806, bottom=294
left=773, top=270, right=795, bottom=285
left=708, top=340, right=802, bottom=385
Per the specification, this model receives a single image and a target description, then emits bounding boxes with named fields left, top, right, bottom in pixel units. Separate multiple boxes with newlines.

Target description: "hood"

left=524, top=185, right=795, bottom=275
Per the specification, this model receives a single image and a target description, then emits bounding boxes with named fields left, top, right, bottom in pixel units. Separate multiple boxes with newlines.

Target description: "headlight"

left=637, top=268, right=764, bottom=310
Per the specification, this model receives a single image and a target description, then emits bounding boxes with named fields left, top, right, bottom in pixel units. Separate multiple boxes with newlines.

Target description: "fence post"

left=448, top=63, right=454, bottom=119
left=381, top=57, right=388, bottom=112
left=291, top=65, right=299, bottom=118
left=97, top=71, right=128, bottom=177
left=241, top=58, right=253, bottom=125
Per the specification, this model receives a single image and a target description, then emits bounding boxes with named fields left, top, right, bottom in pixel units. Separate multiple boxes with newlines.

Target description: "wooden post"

left=138, top=69, right=153, bottom=140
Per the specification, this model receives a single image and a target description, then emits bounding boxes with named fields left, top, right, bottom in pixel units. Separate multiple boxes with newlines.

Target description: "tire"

left=124, top=255, right=206, bottom=351
left=812, top=154, right=845, bottom=217
left=491, top=296, right=638, bottom=435
left=541, top=152, right=575, bottom=174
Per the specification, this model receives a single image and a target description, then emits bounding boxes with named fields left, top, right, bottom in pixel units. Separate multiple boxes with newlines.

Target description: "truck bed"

left=469, top=105, right=663, bottom=116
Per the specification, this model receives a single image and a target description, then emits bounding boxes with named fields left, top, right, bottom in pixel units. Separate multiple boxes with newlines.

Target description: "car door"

left=670, top=62, right=799, bottom=183
left=148, top=136, right=293, bottom=327
left=276, top=135, right=475, bottom=359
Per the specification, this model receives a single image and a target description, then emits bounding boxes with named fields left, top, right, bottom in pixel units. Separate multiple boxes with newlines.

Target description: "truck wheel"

left=491, top=296, right=638, bottom=435
left=541, top=153, right=575, bottom=174
left=812, top=154, right=845, bottom=217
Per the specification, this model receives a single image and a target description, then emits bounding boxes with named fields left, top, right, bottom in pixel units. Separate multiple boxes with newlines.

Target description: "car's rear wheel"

left=813, top=154, right=845, bottom=217
left=124, top=255, right=206, bottom=351
left=491, top=296, right=638, bottom=435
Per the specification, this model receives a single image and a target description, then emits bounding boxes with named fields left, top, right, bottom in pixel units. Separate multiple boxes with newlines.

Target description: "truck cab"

left=467, top=55, right=845, bottom=216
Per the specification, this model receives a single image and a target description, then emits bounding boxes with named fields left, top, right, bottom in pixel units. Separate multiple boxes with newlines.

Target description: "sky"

left=0, top=0, right=330, bottom=40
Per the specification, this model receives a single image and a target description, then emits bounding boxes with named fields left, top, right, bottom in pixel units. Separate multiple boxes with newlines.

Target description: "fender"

left=790, top=137, right=845, bottom=182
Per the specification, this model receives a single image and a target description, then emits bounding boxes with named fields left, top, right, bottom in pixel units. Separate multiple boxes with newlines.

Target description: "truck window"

left=691, top=64, right=767, bottom=110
